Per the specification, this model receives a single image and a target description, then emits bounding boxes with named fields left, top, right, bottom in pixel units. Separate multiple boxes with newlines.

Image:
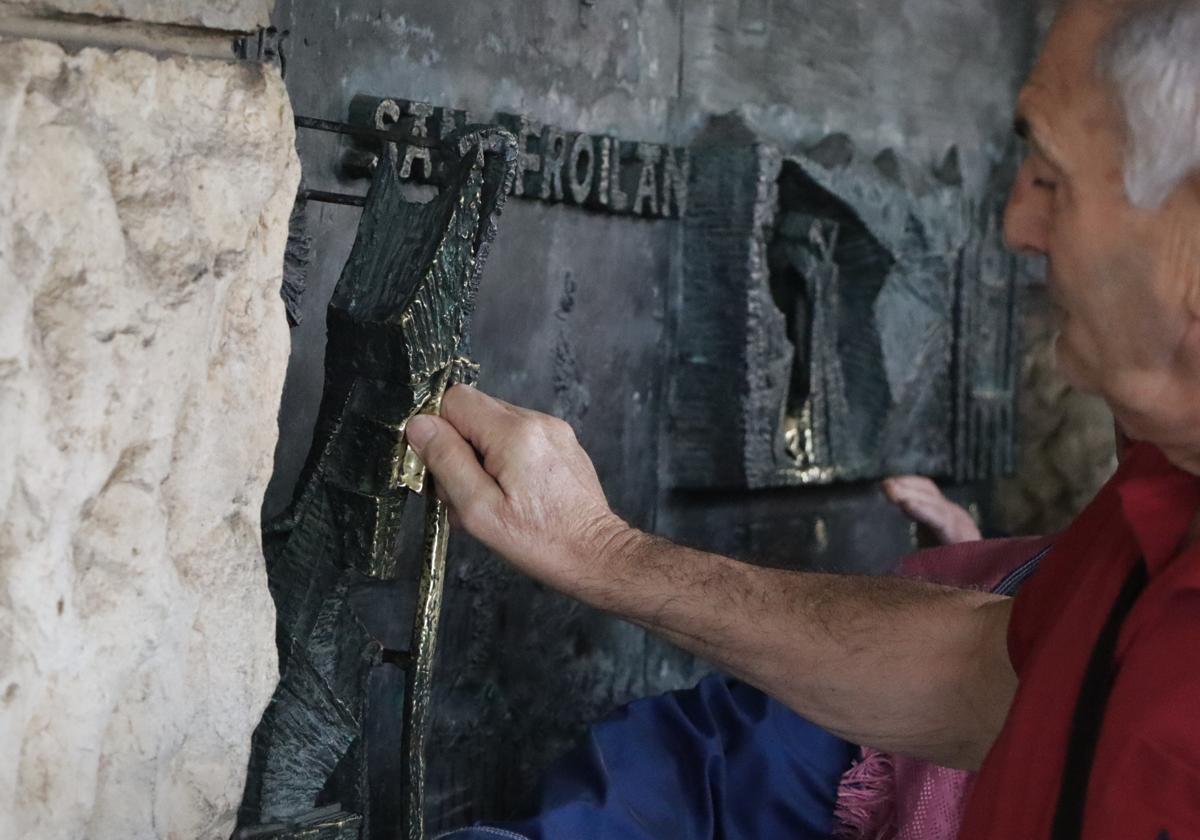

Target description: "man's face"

left=1004, top=1, right=1200, bottom=456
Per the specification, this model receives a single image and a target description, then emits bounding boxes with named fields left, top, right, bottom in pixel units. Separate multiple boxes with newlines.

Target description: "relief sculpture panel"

left=670, top=117, right=1018, bottom=489
left=237, top=128, right=518, bottom=840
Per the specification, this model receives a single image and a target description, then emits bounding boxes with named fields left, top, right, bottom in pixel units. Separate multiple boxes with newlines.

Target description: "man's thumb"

left=405, top=414, right=439, bottom=450
left=406, top=415, right=502, bottom=518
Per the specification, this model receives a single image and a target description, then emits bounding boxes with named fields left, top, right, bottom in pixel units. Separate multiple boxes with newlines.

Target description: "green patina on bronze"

left=238, top=128, right=518, bottom=840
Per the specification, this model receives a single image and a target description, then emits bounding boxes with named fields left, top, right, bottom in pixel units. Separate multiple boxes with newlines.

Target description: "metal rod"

left=298, top=188, right=366, bottom=207
left=294, top=114, right=437, bottom=149
left=400, top=367, right=457, bottom=840
left=402, top=492, right=451, bottom=840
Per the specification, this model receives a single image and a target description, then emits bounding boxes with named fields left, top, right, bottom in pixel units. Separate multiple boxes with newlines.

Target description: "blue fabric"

left=437, top=674, right=855, bottom=840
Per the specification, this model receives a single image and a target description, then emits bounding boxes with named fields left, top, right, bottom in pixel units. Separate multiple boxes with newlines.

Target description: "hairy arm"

left=406, top=385, right=1016, bottom=770
left=584, top=530, right=1015, bottom=768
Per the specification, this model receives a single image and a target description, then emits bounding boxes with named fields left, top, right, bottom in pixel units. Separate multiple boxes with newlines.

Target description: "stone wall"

left=992, top=285, right=1118, bottom=536
left=0, top=26, right=298, bottom=840
left=0, top=0, right=269, bottom=31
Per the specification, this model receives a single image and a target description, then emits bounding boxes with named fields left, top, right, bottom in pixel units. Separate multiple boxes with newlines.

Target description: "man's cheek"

left=1053, top=326, right=1102, bottom=394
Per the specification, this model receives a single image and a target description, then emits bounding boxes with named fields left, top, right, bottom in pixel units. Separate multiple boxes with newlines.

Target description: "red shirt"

left=960, top=442, right=1200, bottom=838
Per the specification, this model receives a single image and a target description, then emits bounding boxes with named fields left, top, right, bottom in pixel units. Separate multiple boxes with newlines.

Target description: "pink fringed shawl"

left=832, top=536, right=1053, bottom=840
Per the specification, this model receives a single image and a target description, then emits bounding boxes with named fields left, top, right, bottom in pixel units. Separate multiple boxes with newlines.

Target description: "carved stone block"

left=0, top=38, right=299, bottom=840
left=0, top=0, right=270, bottom=30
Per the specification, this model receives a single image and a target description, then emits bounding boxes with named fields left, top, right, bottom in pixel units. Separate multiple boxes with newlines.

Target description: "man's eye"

left=1033, top=176, right=1057, bottom=191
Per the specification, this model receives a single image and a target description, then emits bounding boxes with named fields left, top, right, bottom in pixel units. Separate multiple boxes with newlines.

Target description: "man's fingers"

left=883, top=475, right=937, bottom=495
left=439, top=384, right=523, bottom=457
left=406, top=414, right=504, bottom=522
left=882, top=476, right=917, bottom=501
left=904, top=499, right=947, bottom=527
left=882, top=476, right=943, bottom=507
left=884, top=479, right=949, bottom=524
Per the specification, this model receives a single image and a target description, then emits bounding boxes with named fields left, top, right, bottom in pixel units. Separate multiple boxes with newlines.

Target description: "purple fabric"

left=832, top=748, right=894, bottom=839
left=833, top=536, right=1053, bottom=840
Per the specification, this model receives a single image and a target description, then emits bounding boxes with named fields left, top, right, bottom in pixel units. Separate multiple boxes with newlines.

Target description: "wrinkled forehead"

left=1019, top=0, right=1126, bottom=139
left=1027, top=1, right=1119, bottom=96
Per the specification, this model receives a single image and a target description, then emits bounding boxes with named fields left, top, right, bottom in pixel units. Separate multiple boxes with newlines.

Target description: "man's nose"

left=1003, top=158, right=1051, bottom=256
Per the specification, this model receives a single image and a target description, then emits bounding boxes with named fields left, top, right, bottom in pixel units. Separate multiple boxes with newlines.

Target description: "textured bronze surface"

left=402, top=485, right=451, bottom=840
left=239, top=128, right=517, bottom=840
left=670, top=117, right=1019, bottom=489
left=338, top=97, right=689, bottom=219
left=398, top=368, right=452, bottom=840
left=235, top=805, right=364, bottom=839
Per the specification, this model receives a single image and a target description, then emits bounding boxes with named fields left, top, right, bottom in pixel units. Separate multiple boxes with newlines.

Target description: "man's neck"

left=1157, top=440, right=1200, bottom=478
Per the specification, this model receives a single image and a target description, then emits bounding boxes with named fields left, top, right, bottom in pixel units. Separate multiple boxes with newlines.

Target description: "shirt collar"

left=1115, top=442, right=1200, bottom=574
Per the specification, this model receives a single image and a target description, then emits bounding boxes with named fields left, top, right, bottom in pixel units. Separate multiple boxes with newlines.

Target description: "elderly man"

left=408, top=0, right=1200, bottom=835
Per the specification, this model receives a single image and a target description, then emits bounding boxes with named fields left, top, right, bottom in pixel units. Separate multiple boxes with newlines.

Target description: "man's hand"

left=882, top=475, right=983, bottom=545
left=405, top=384, right=630, bottom=592
left=408, top=386, right=1015, bottom=768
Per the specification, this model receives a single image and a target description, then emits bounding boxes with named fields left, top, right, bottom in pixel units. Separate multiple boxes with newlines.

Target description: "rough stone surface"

left=992, top=286, right=1118, bottom=535
left=0, top=40, right=299, bottom=839
left=0, top=0, right=269, bottom=32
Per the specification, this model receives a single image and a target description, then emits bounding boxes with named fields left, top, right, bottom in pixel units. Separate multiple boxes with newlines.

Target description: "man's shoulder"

left=1087, top=588, right=1200, bottom=836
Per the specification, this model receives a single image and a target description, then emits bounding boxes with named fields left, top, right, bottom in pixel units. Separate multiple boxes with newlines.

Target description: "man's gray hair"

left=1098, top=0, right=1200, bottom=208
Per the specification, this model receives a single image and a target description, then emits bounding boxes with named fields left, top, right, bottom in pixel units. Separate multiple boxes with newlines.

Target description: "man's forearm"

left=406, top=387, right=1017, bottom=769
left=577, top=526, right=1016, bottom=770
